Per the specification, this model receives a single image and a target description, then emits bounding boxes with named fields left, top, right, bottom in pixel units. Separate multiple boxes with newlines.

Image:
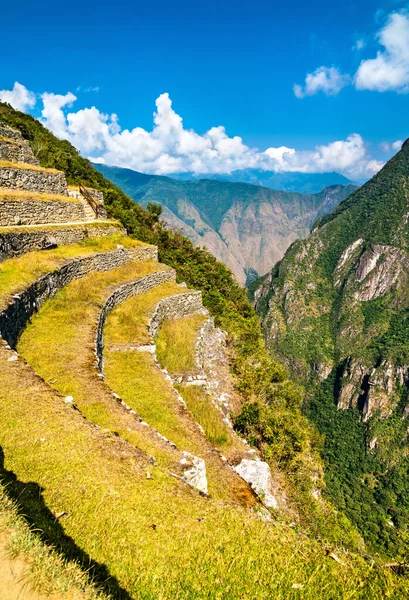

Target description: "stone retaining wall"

left=96, top=268, right=176, bottom=370
left=0, top=197, right=86, bottom=227
left=0, top=246, right=157, bottom=348
left=148, top=291, right=205, bottom=338
left=0, top=124, right=23, bottom=141
left=0, top=139, right=39, bottom=165
left=0, top=224, right=127, bottom=261
left=0, top=166, right=68, bottom=195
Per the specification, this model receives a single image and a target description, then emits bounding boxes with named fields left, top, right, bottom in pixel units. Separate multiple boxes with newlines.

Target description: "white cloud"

left=355, top=12, right=409, bottom=93
left=0, top=82, right=383, bottom=179
left=0, top=81, right=36, bottom=112
left=353, top=39, right=365, bottom=51
left=295, top=11, right=409, bottom=97
left=380, top=139, right=403, bottom=152
left=41, top=91, right=77, bottom=139
left=293, top=66, right=350, bottom=98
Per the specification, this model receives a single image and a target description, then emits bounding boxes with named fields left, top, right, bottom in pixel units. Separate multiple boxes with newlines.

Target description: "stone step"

left=0, top=162, right=68, bottom=195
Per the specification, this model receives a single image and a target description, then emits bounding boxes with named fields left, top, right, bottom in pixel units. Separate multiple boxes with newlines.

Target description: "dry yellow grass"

left=1, top=340, right=408, bottom=599
left=156, top=313, right=207, bottom=373
left=0, top=135, right=22, bottom=146
left=0, top=160, right=61, bottom=174
left=0, top=233, right=146, bottom=311
left=0, top=189, right=81, bottom=203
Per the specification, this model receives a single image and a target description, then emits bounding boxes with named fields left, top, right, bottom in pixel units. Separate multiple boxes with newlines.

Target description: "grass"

left=0, top=159, right=61, bottom=173
left=1, top=342, right=409, bottom=598
left=104, top=280, right=187, bottom=347
left=156, top=313, right=207, bottom=373
left=17, top=261, right=184, bottom=470
left=176, top=384, right=232, bottom=448
left=0, top=233, right=146, bottom=311
left=102, top=284, right=255, bottom=503
left=0, top=486, right=109, bottom=600
left=0, top=189, right=82, bottom=203
left=0, top=221, right=120, bottom=233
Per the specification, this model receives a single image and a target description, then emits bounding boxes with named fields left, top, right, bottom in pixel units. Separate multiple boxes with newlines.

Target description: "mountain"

left=171, top=169, right=354, bottom=193
left=252, top=139, right=409, bottom=556
left=94, top=163, right=356, bottom=284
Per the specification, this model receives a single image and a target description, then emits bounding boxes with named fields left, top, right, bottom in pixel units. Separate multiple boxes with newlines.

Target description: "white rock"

left=7, top=355, right=18, bottom=362
left=234, top=459, right=278, bottom=509
left=64, top=396, right=74, bottom=404
left=181, top=452, right=208, bottom=494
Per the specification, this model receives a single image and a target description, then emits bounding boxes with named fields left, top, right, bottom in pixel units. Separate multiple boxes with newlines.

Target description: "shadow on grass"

left=0, top=446, right=132, bottom=600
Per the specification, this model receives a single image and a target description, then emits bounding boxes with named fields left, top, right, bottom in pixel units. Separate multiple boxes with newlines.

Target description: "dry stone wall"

left=0, top=246, right=156, bottom=348
left=0, top=166, right=68, bottom=195
left=0, top=224, right=127, bottom=261
left=148, top=291, right=205, bottom=338
left=96, top=268, right=176, bottom=370
left=0, top=139, right=39, bottom=165
left=0, top=124, right=23, bottom=141
left=0, top=198, right=86, bottom=226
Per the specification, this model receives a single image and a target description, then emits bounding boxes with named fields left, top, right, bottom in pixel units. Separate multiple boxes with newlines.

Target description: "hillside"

left=95, top=163, right=356, bottom=284
left=253, top=139, right=409, bottom=557
left=172, top=169, right=354, bottom=193
left=2, top=102, right=409, bottom=597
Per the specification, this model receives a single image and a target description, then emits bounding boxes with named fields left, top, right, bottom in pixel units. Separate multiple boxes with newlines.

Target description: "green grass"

left=176, top=384, right=232, bottom=448
left=104, top=280, right=187, bottom=347
left=156, top=313, right=207, bottom=373
left=0, top=233, right=146, bottom=310
left=0, top=486, right=109, bottom=600
left=1, top=342, right=408, bottom=598
left=17, top=261, right=184, bottom=471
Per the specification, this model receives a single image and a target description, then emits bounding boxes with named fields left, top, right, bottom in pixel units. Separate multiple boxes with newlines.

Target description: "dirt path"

left=0, top=540, right=50, bottom=600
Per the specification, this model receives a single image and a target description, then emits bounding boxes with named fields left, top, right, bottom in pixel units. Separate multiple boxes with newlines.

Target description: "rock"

left=181, top=452, right=208, bottom=494
left=234, top=459, right=278, bottom=509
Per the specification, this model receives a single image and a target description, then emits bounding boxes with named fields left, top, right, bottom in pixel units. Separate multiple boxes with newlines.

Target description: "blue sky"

left=1, top=0, right=409, bottom=178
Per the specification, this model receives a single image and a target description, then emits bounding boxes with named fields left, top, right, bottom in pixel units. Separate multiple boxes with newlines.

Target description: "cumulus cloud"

left=294, top=66, right=350, bottom=98
left=0, top=82, right=383, bottom=179
left=295, top=10, right=409, bottom=97
left=355, top=12, right=409, bottom=93
left=0, top=81, right=36, bottom=112
left=380, top=139, right=403, bottom=152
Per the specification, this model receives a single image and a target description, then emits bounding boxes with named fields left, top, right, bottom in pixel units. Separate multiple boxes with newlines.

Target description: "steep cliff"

left=95, top=163, right=355, bottom=284
left=253, top=139, right=409, bottom=556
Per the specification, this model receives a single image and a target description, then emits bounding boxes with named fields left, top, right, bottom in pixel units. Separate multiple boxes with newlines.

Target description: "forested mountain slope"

left=253, top=139, right=409, bottom=556
left=95, top=163, right=355, bottom=284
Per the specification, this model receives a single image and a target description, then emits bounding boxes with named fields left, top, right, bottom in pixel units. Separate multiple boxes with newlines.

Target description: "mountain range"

left=251, top=138, right=409, bottom=557
left=171, top=169, right=355, bottom=193
left=95, top=164, right=356, bottom=284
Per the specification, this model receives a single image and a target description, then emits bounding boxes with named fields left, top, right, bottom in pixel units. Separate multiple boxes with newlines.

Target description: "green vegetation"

left=156, top=313, right=207, bottom=373
left=255, top=136, right=409, bottom=557
left=176, top=384, right=232, bottom=448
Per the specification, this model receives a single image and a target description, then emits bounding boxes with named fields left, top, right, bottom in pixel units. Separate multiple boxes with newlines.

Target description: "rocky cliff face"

left=252, top=139, right=409, bottom=554
left=94, top=164, right=355, bottom=285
